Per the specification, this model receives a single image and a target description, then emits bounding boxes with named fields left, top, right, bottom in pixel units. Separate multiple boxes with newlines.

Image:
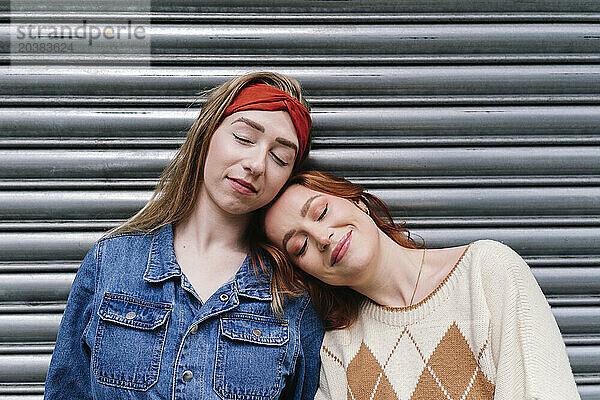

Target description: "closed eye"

left=296, top=237, right=308, bottom=257
left=317, top=204, right=328, bottom=221
left=233, top=133, right=253, bottom=144
left=270, top=151, right=288, bottom=166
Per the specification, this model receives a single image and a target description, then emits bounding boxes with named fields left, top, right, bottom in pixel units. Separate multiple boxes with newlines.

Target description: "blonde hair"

left=108, top=71, right=311, bottom=237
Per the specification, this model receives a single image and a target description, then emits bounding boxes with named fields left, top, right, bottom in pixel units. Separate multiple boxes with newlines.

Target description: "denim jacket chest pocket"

left=92, top=293, right=172, bottom=391
left=215, top=313, right=290, bottom=400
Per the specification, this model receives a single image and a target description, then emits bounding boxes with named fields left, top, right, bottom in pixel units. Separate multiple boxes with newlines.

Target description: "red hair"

left=250, top=171, right=420, bottom=330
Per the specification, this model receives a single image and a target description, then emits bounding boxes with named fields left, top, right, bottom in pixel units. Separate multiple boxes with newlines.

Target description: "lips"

left=330, top=231, right=352, bottom=266
left=227, top=177, right=257, bottom=194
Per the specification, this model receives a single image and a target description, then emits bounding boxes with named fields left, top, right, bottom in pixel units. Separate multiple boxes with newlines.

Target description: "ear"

left=352, top=198, right=370, bottom=215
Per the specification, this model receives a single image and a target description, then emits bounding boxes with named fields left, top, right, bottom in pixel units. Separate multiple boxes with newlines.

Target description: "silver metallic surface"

left=2, top=66, right=600, bottom=96
left=2, top=106, right=600, bottom=140
left=1, top=147, right=598, bottom=178
left=12, top=24, right=600, bottom=55
left=2, top=2, right=599, bottom=398
left=7, top=0, right=600, bottom=13
left=0, top=187, right=599, bottom=219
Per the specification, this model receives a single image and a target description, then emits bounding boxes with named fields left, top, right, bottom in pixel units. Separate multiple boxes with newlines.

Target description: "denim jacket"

left=44, top=224, right=324, bottom=399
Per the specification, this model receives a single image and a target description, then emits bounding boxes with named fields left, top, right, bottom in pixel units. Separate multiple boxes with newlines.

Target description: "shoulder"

left=285, top=292, right=325, bottom=341
left=466, top=239, right=530, bottom=280
left=90, top=230, right=158, bottom=285
left=468, top=239, right=524, bottom=260
left=92, top=230, right=157, bottom=264
left=284, top=291, right=322, bottom=323
left=463, top=240, right=537, bottom=306
left=259, top=253, right=323, bottom=331
left=97, top=230, right=155, bottom=251
left=466, top=240, right=546, bottom=316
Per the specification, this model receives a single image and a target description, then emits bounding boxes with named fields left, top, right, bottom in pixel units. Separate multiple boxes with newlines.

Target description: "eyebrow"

left=281, top=194, right=323, bottom=251
left=232, top=117, right=298, bottom=154
left=301, top=194, right=322, bottom=217
left=282, top=230, right=295, bottom=255
left=276, top=137, right=298, bottom=154
left=231, top=117, right=264, bottom=132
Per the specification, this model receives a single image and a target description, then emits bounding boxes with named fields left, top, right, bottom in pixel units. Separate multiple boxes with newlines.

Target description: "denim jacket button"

left=219, top=293, right=229, bottom=302
left=252, top=328, right=262, bottom=337
left=182, top=370, right=193, bottom=382
left=190, top=324, right=198, bottom=334
left=125, top=311, right=136, bottom=320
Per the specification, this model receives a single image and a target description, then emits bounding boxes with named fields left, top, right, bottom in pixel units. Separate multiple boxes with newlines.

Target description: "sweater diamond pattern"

left=411, top=322, right=494, bottom=399
left=346, top=342, right=396, bottom=400
left=336, top=322, right=494, bottom=400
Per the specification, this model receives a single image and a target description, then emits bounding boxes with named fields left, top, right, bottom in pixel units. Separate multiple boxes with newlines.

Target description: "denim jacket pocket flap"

left=221, top=315, right=289, bottom=346
left=98, top=293, right=172, bottom=330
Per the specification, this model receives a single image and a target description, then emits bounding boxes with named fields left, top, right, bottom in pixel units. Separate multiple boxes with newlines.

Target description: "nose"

left=242, top=148, right=266, bottom=177
left=316, top=231, right=333, bottom=252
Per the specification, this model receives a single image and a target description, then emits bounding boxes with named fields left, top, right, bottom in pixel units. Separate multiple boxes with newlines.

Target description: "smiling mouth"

left=330, top=231, right=352, bottom=266
left=227, top=177, right=258, bottom=194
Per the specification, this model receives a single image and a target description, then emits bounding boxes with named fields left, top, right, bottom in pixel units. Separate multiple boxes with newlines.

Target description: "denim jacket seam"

left=91, top=309, right=107, bottom=384
left=291, top=296, right=311, bottom=372
left=102, top=292, right=173, bottom=310
left=95, top=241, right=103, bottom=290
left=93, top=375, right=156, bottom=391
left=81, top=242, right=102, bottom=346
left=146, top=232, right=158, bottom=274
left=220, top=321, right=289, bottom=346
left=149, top=317, right=170, bottom=389
left=98, top=231, right=152, bottom=243
left=98, top=314, right=168, bottom=330
left=172, top=309, right=191, bottom=400
left=221, top=313, right=288, bottom=325
left=89, top=242, right=103, bottom=336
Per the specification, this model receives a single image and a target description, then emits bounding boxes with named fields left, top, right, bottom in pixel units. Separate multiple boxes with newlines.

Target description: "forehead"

left=225, top=110, right=298, bottom=143
left=265, top=185, right=319, bottom=237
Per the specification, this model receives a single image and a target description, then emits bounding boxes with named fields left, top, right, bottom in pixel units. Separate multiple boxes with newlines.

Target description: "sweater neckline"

left=363, top=242, right=474, bottom=326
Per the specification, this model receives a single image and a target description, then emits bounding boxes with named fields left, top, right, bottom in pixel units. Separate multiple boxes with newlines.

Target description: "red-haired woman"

left=261, top=170, right=579, bottom=400
left=44, top=73, right=324, bottom=400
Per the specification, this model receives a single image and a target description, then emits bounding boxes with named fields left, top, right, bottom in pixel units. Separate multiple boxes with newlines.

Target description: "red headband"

left=224, top=83, right=311, bottom=167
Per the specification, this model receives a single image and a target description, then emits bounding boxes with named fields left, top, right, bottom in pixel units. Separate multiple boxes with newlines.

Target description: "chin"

left=342, top=252, right=375, bottom=276
left=325, top=270, right=362, bottom=288
left=217, top=199, right=257, bottom=216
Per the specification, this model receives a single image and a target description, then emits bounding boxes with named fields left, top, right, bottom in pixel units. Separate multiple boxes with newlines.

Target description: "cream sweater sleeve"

left=314, top=336, right=347, bottom=400
left=480, top=241, right=580, bottom=400
left=314, top=364, right=334, bottom=400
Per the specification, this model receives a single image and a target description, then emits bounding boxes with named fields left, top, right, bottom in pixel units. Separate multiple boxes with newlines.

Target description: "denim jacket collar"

left=143, top=224, right=181, bottom=282
left=143, top=223, right=272, bottom=300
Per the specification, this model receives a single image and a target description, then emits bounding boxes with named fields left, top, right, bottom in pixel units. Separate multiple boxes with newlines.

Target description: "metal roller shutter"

left=1, top=0, right=599, bottom=398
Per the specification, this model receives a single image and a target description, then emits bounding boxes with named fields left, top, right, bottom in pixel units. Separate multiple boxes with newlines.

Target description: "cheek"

left=295, top=259, right=315, bottom=276
left=205, top=131, right=233, bottom=165
left=202, top=158, right=216, bottom=184
left=350, top=228, right=379, bottom=264
left=295, top=252, right=323, bottom=275
left=203, top=148, right=221, bottom=179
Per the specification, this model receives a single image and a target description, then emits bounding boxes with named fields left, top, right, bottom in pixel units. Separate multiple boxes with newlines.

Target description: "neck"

left=350, top=232, right=424, bottom=308
left=175, top=188, right=250, bottom=254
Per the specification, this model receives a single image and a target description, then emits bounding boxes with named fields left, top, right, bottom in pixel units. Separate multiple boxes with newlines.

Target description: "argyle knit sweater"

left=315, top=240, right=580, bottom=400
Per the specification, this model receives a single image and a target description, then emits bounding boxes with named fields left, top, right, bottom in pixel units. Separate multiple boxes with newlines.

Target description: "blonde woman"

left=44, top=72, right=324, bottom=399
